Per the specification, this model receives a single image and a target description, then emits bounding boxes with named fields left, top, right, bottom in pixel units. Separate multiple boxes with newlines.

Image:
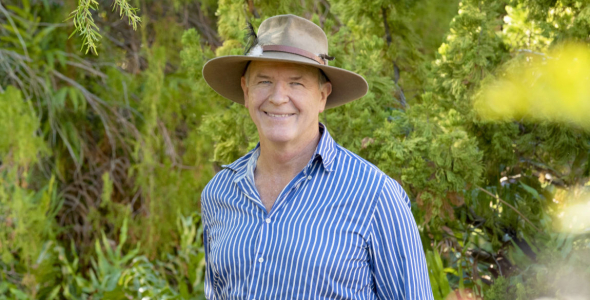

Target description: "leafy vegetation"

left=67, top=0, right=141, bottom=54
left=1, top=0, right=589, bottom=299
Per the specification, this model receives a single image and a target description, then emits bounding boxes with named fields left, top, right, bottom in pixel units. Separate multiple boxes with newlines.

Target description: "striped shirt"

left=201, top=124, right=433, bottom=299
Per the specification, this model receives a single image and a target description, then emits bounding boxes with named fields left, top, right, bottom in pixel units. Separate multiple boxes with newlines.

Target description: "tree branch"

left=476, top=186, right=542, bottom=232
left=381, top=6, right=407, bottom=109
left=318, top=0, right=342, bottom=27
left=247, top=0, right=260, bottom=18
left=382, top=7, right=392, bottom=46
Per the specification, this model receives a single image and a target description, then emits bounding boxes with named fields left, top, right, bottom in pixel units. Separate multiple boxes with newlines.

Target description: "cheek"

left=247, top=105, right=261, bottom=127
left=248, top=88, right=270, bottom=105
left=300, top=92, right=323, bottom=113
left=318, top=96, right=327, bottom=113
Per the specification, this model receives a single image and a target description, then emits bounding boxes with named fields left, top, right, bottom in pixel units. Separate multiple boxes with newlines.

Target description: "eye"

left=290, top=82, right=303, bottom=86
left=258, top=80, right=271, bottom=84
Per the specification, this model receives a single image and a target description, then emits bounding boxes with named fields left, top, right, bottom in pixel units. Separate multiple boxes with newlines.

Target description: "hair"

left=243, top=61, right=329, bottom=88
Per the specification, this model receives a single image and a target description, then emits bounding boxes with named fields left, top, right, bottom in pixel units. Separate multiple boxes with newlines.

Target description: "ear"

left=241, top=76, right=249, bottom=108
left=318, top=81, right=332, bottom=113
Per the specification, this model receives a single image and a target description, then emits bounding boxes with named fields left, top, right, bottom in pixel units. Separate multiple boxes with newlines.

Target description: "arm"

left=369, top=178, right=434, bottom=300
left=201, top=195, right=216, bottom=299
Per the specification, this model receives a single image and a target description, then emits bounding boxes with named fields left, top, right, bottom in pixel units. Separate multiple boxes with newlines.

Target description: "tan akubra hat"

left=202, top=14, right=368, bottom=109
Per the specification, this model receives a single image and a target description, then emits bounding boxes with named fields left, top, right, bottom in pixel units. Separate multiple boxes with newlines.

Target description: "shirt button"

left=258, top=257, right=264, bottom=263
left=265, top=218, right=271, bottom=224
left=307, top=175, right=312, bottom=180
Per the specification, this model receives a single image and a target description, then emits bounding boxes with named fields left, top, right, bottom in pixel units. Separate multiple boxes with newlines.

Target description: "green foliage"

left=68, top=0, right=141, bottom=54
left=2, top=1, right=211, bottom=298
left=0, top=86, right=48, bottom=167
left=112, top=0, right=141, bottom=31
left=486, top=232, right=590, bottom=300
left=426, top=249, right=453, bottom=300
left=68, top=0, right=102, bottom=54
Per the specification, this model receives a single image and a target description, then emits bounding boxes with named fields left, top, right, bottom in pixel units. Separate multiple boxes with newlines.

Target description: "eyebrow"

left=255, top=74, right=272, bottom=79
left=289, top=76, right=303, bottom=80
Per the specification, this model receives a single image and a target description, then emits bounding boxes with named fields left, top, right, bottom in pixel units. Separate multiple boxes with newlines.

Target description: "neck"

left=256, top=129, right=321, bottom=177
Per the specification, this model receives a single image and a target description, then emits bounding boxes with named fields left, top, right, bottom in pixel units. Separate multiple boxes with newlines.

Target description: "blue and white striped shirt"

left=201, top=124, right=433, bottom=299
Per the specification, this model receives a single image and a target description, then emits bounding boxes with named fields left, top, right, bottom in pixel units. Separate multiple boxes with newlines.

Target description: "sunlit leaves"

left=476, top=43, right=590, bottom=130
left=0, top=86, right=47, bottom=167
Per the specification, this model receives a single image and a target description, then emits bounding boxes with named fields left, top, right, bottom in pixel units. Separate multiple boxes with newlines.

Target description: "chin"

left=261, top=128, right=296, bottom=144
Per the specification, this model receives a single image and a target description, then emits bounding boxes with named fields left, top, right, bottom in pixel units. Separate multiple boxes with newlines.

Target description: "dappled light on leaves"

left=557, top=193, right=590, bottom=234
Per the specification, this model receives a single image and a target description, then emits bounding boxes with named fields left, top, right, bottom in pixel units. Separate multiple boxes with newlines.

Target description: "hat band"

left=262, top=45, right=327, bottom=65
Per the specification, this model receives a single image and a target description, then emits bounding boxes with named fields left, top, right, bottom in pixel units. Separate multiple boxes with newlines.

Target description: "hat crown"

left=257, top=15, right=328, bottom=56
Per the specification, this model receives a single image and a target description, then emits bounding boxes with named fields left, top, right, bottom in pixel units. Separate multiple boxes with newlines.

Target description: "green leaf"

left=47, top=286, right=61, bottom=300
left=54, top=87, right=68, bottom=109
left=117, top=217, right=128, bottom=253
left=8, top=288, right=29, bottom=300
left=519, top=182, right=540, bottom=200
left=32, top=25, right=57, bottom=45
left=6, top=5, right=29, bottom=19
left=105, top=271, right=122, bottom=291
left=45, top=51, right=55, bottom=69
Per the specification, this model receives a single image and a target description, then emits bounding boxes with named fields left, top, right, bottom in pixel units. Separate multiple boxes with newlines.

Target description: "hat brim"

left=202, top=52, right=368, bottom=109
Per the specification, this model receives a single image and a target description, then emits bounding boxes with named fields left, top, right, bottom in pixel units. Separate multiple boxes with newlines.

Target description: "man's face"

left=241, top=61, right=332, bottom=146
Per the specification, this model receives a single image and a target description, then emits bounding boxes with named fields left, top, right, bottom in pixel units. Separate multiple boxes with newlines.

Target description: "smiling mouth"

left=265, top=112, right=295, bottom=118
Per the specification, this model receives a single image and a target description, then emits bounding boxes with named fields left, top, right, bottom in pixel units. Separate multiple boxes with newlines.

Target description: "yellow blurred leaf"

left=475, top=44, right=590, bottom=129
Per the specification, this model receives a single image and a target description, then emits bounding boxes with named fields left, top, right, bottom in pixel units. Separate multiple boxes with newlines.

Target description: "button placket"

left=248, top=213, right=268, bottom=298
left=269, top=170, right=312, bottom=220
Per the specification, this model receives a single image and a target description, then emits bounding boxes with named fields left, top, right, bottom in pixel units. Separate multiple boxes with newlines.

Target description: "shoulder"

left=333, top=144, right=388, bottom=182
left=201, top=168, right=233, bottom=201
left=201, top=150, right=253, bottom=203
left=333, top=144, right=410, bottom=208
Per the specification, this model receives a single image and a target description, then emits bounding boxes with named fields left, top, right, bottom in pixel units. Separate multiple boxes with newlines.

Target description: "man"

left=201, top=14, right=433, bottom=299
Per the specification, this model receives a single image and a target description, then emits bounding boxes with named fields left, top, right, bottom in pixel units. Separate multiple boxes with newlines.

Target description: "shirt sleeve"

left=201, top=193, right=216, bottom=299
left=368, top=178, right=434, bottom=300
left=203, top=225, right=216, bottom=299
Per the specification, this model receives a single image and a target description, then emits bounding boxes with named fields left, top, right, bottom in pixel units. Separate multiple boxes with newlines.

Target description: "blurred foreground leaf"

left=476, top=44, right=590, bottom=130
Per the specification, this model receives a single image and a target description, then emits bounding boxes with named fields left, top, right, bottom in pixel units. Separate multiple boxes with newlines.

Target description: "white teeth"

left=267, top=113, right=292, bottom=118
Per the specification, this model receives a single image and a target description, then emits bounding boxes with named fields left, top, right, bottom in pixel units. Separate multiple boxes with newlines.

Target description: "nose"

left=268, top=82, right=289, bottom=105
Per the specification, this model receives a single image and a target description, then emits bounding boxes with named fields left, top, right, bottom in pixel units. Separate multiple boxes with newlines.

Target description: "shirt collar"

left=222, top=123, right=338, bottom=179
left=314, top=123, right=337, bottom=172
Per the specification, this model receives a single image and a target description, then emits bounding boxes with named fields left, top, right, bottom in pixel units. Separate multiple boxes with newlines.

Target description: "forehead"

left=247, top=61, right=319, bottom=78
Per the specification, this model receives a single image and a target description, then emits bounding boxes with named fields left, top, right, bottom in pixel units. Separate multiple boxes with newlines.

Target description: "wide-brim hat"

left=202, top=14, right=368, bottom=109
